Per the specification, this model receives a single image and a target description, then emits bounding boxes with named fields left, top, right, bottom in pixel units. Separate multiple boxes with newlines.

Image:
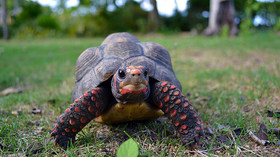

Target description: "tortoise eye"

left=144, top=70, right=148, bottom=77
left=118, top=69, right=126, bottom=78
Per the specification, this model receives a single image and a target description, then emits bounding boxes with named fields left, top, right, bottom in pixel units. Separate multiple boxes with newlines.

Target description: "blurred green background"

left=1, top=0, right=280, bottom=38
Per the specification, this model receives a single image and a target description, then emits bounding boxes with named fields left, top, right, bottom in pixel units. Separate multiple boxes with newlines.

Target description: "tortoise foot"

left=151, top=81, right=204, bottom=148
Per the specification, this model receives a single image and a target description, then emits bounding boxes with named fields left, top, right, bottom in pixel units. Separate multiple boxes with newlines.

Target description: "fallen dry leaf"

left=248, top=130, right=270, bottom=146
left=267, top=110, right=280, bottom=118
left=257, top=123, right=268, bottom=140
left=11, top=110, right=22, bottom=115
left=31, top=107, right=42, bottom=114
left=268, top=128, right=280, bottom=139
left=1, top=87, right=22, bottom=96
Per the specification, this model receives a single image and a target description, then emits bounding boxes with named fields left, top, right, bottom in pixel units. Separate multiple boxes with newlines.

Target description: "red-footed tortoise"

left=51, top=32, right=203, bottom=149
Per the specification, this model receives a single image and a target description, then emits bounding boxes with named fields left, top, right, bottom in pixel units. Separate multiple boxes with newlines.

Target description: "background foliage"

left=1, top=0, right=280, bottom=38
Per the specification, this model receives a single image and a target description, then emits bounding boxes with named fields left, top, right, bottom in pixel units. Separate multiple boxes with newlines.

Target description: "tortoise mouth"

left=119, top=84, right=147, bottom=95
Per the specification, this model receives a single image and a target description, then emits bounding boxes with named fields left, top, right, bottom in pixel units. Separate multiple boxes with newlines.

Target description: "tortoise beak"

left=119, top=83, right=147, bottom=95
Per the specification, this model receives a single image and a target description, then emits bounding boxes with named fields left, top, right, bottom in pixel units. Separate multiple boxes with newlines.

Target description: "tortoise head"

left=111, top=65, right=150, bottom=103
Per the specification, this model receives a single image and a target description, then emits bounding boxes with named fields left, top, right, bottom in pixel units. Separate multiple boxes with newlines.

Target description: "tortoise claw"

left=51, top=130, right=75, bottom=149
left=180, top=128, right=204, bottom=149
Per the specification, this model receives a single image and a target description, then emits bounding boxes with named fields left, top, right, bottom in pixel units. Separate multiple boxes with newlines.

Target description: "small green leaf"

left=222, top=128, right=232, bottom=133
left=117, top=138, right=139, bottom=157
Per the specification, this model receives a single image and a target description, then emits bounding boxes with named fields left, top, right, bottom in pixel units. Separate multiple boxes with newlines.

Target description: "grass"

left=0, top=31, right=280, bottom=156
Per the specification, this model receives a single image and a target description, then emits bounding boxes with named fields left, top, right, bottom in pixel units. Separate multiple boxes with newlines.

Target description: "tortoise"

left=51, top=32, right=204, bottom=149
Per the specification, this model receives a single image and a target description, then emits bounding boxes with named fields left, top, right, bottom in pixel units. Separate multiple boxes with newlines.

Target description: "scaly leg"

left=151, top=81, right=204, bottom=147
left=51, top=87, right=109, bottom=149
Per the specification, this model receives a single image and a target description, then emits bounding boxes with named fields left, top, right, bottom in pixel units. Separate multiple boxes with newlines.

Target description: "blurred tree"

left=203, top=0, right=238, bottom=36
left=17, top=1, right=42, bottom=20
left=185, top=0, right=209, bottom=32
left=148, top=0, right=160, bottom=32
left=1, top=0, right=9, bottom=40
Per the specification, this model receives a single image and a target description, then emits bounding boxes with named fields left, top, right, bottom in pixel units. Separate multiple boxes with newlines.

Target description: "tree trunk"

left=203, top=0, right=238, bottom=36
left=148, top=0, right=160, bottom=32
left=2, top=0, right=9, bottom=40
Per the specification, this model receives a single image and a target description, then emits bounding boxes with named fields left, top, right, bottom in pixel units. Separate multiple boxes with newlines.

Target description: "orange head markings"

left=131, top=69, right=141, bottom=75
left=126, top=65, right=144, bottom=75
left=119, top=82, right=123, bottom=87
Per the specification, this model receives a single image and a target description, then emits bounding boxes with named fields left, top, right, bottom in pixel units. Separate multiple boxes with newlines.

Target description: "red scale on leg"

left=92, top=90, right=97, bottom=95
left=75, top=107, right=81, bottom=112
left=62, top=132, right=66, bottom=135
left=72, top=128, right=78, bottom=133
left=170, top=85, right=176, bottom=89
left=165, top=108, right=169, bottom=113
left=91, top=96, right=96, bottom=101
left=88, top=105, right=94, bottom=113
left=164, top=96, right=170, bottom=103
left=74, top=99, right=79, bottom=103
left=170, top=110, right=177, bottom=117
left=159, top=102, right=163, bottom=109
left=69, top=119, right=76, bottom=126
left=65, top=108, right=71, bottom=114
left=183, top=102, right=189, bottom=107
left=175, top=99, right=181, bottom=104
left=96, top=102, right=101, bottom=108
left=189, top=107, right=194, bottom=111
left=162, top=87, right=168, bottom=92
left=60, top=119, right=65, bottom=123
left=174, top=121, right=180, bottom=127
left=80, top=117, right=87, bottom=123
left=173, top=91, right=179, bottom=96
left=161, top=82, right=168, bottom=86
left=82, top=99, right=87, bottom=105
left=193, top=114, right=197, bottom=118
left=181, top=124, right=187, bottom=130
left=65, top=128, right=70, bottom=132
left=180, top=113, right=187, bottom=120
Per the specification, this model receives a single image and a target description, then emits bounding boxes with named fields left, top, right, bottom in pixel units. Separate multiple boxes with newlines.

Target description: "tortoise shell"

left=73, top=32, right=181, bottom=99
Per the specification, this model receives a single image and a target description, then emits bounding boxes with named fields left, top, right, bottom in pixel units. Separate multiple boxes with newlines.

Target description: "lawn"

left=0, top=31, right=279, bottom=156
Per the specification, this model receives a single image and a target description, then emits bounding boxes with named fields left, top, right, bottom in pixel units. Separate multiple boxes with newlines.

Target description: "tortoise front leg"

left=151, top=81, right=204, bottom=148
left=51, top=87, right=109, bottom=149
